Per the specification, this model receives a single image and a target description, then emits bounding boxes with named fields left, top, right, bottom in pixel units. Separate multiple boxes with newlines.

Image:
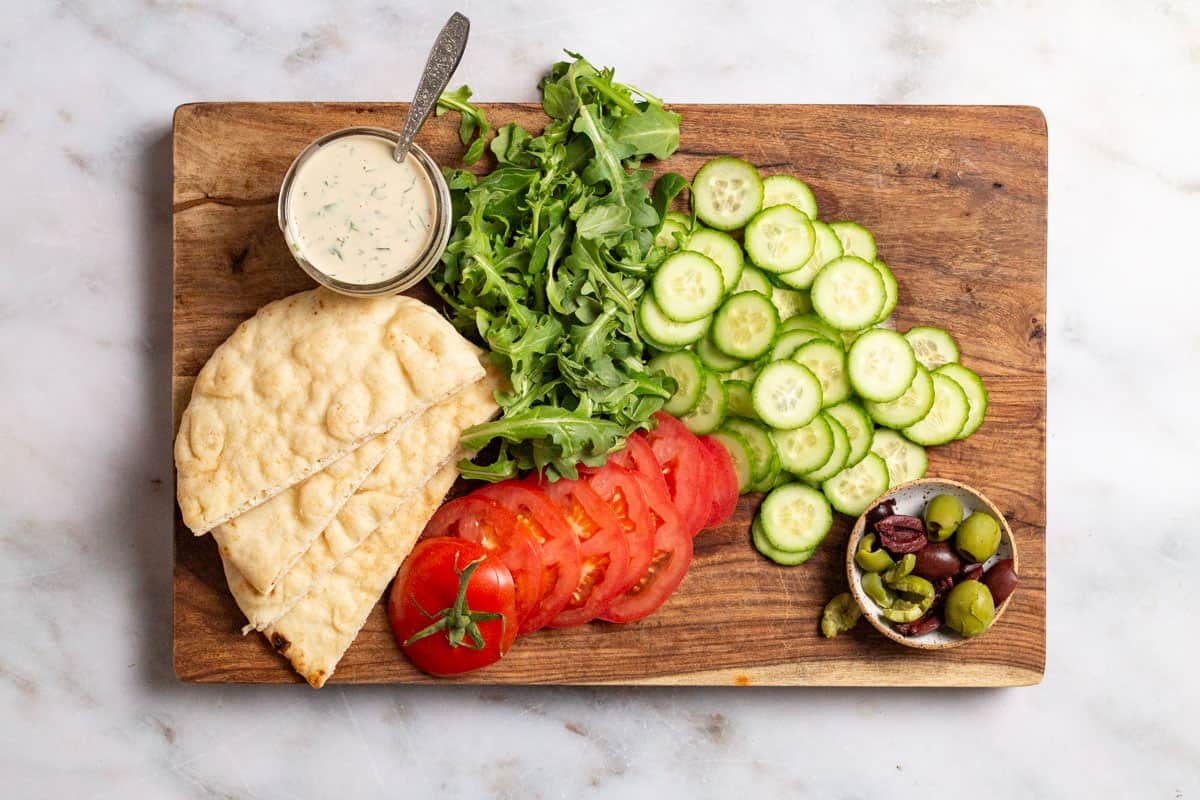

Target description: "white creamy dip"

left=286, top=133, right=436, bottom=284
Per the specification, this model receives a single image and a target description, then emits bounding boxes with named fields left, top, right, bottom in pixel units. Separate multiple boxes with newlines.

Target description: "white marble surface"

left=2, top=0, right=1197, bottom=796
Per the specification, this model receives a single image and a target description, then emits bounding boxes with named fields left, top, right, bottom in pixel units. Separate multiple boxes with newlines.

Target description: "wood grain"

left=172, top=103, right=1046, bottom=686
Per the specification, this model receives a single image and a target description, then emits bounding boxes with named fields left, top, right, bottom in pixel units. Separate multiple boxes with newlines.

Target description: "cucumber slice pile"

left=637, top=157, right=992, bottom=568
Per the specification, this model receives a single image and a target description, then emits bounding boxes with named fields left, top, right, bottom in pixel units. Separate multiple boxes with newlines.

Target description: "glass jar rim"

left=277, top=127, right=452, bottom=297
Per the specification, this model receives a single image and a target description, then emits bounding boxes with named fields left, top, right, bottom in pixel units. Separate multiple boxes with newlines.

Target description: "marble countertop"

left=3, top=1, right=1197, bottom=797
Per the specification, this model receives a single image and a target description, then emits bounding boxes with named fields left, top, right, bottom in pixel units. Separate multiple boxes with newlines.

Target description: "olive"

left=983, top=559, right=1019, bottom=605
left=944, top=580, right=995, bottom=637
left=913, top=541, right=963, bottom=580
left=956, top=511, right=1001, bottom=562
left=923, top=494, right=963, bottom=542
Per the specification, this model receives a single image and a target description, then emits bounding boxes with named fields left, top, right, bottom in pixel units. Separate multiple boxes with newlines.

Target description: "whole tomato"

left=388, top=539, right=518, bottom=676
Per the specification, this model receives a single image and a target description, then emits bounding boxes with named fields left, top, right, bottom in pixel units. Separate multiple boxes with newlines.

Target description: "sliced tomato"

left=535, top=478, right=631, bottom=628
left=647, top=411, right=714, bottom=538
left=697, top=435, right=740, bottom=527
left=580, top=463, right=655, bottom=599
left=608, top=431, right=672, bottom=501
left=600, top=471, right=693, bottom=624
left=474, top=481, right=581, bottom=634
left=425, top=496, right=544, bottom=630
left=388, top=538, right=517, bottom=676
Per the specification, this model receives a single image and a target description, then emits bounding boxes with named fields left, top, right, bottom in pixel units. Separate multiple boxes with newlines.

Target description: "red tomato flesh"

left=697, top=435, right=740, bottom=527
left=535, top=477, right=631, bottom=628
left=388, top=538, right=517, bottom=676
left=425, top=495, right=545, bottom=630
left=580, top=462, right=655, bottom=600
left=474, top=482, right=581, bottom=633
left=647, top=411, right=714, bottom=538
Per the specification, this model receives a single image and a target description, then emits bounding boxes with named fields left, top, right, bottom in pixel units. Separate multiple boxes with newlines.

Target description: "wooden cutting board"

left=172, top=102, right=1046, bottom=686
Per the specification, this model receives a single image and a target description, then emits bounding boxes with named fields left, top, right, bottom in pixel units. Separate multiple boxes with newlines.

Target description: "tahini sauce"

left=286, top=134, right=436, bottom=284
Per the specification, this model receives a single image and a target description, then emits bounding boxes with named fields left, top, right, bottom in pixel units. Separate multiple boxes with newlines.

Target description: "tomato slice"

left=475, top=481, right=581, bottom=633
left=580, top=463, right=655, bottom=600
left=425, top=496, right=544, bottom=629
left=599, top=461, right=693, bottom=624
left=646, top=411, right=714, bottom=538
left=388, top=538, right=518, bottom=676
left=535, top=478, right=631, bottom=628
left=697, top=435, right=740, bottom=527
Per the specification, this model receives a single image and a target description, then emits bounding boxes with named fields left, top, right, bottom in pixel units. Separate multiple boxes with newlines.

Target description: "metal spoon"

left=393, top=12, right=471, bottom=163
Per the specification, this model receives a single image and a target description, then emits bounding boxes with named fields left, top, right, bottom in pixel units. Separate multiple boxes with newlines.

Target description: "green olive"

left=855, top=533, right=896, bottom=573
left=924, top=494, right=963, bottom=541
left=821, top=592, right=862, bottom=638
left=956, top=511, right=1001, bottom=562
left=861, top=572, right=895, bottom=608
left=879, top=575, right=935, bottom=623
left=944, top=579, right=995, bottom=637
left=883, top=553, right=916, bottom=585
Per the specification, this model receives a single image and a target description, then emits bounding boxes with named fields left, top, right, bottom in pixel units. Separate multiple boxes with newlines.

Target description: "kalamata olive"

left=923, top=494, right=963, bottom=542
left=913, top=541, right=963, bottom=579
left=982, top=559, right=1019, bottom=605
left=944, top=580, right=995, bottom=637
left=874, top=515, right=927, bottom=554
left=956, top=511, right=1001, bottom=562
left=893, top=612, right=942, bottom=637
left=960, top=562, right=984, bottom=582
left=865, top=498, right=898, bottom=529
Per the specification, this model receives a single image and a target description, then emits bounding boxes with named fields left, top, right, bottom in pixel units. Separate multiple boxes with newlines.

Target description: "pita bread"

left=174, top=288, right=484, bottom=534
left=224, top=370, right=500, bottom=632
left=211, top=424, right=398, bottom=594
left=265, top=461, right=459, bottom=688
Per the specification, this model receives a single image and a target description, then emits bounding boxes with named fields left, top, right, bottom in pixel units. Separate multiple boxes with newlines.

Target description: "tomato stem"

left=402, top=553, right=505, bottom=650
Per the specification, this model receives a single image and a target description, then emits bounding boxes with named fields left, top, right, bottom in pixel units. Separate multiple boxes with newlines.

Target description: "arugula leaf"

left=436, top=85, right=492, bottom=165
left=432, top=53, right=683, bottom=480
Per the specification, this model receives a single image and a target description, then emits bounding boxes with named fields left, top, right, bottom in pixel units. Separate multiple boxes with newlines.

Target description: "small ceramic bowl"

left=845, top=478, right=1018, bottom=650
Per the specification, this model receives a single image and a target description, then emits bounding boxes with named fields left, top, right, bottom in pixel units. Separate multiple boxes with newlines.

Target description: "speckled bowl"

left=845, top=478, right=1018, bottom=650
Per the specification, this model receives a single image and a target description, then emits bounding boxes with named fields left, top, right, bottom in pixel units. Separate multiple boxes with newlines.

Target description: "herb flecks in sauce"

left=287, top=134, right=435, bottom=283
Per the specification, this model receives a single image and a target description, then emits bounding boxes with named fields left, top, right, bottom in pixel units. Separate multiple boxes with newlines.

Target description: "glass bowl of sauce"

left=278, top=126, right=452, bottom=296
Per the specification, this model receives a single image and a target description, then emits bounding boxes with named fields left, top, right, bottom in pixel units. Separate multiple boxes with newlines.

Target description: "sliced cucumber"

left=711, top=429, right=754, bottom=493
left=751, top=361, right=823, bottom=430
left=811, top=256, right=887, bottom=332
left=744, top=205, right=815, bottom=273
left=680, top=369, right=727, bottom=435
left=771, top=414, right=835, bottom=475
left=761, top=175, right=818, bottom=219
left=776, top=220, right=843, bottom=290
left=822, top=452, right=890, bottom=517
left=723, top=379, right=757, bottom=419
left=685, top=228, right=744, bottom=294
left=902, top=372, right=970, bottom=446
left=712, top=292, right=780, bottom=360
left=734, top=264, right=773, bottom=297
left=652, top=251, right=726, bottom=323
left=758, top=483, right=833, bottom=553
left=935, top=363, right=989, bottom=439
left=770, top=328, right=829, bottom=362
left=872, top=260, right=898, bottom=323
left=792, top=339, right=851, bottom=408
left=665, top=210, right=693, bottom=227
left=864, top=364, right=934, bottom=429
left=692, top=157, right=763, bottom=231
left=870, top=429, right=928, bottom=487
left=781, top=313, right=842, bottom=343
left=847, top=328, right=917, bottom=403
left=825, top=401, right=874, bottom=468
left=638, top=293, right=711, bottom=348
left=648, top=351, right=706, bottom=416
left=752, top=516, right=815, bottom=565
left=803, top=412, right=851, bottom=484
left=904, top=326, right=960, bottom=370
left=830, top=221, right=877, bottom=262
left=721, top=417, right=778, bottom=488
left=696, top=330, right=745, bottom=372
left=722, top=362, right=761, bottom=384
left=655, top=215, right=690, bottom=253
left=770, top=287, right=811, bottom=321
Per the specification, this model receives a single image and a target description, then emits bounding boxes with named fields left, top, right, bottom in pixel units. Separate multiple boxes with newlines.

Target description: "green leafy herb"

left=433, top=53, right=687, bottom=481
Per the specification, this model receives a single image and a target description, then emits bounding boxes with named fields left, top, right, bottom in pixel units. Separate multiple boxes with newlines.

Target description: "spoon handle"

left=394, top=12, right=471, bottom=162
